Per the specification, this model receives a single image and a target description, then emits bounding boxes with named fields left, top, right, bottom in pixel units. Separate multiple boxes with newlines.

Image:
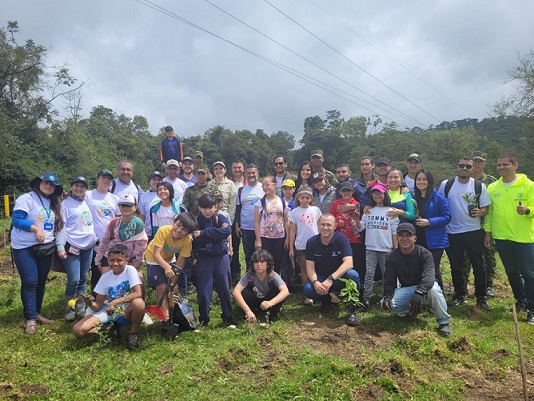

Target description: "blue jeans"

left=240, top=229, right=256, bottom=270
left=363, top=250, right=388, bottom=302
left=383, top=282, right=451, bottom=325
left=61, top=248, right=93, bottom=296
left=495, top=240, right=534, bottom=312
left=13, top=246, right=53, bottom=320
left=303, top=269, right=360, bottom=304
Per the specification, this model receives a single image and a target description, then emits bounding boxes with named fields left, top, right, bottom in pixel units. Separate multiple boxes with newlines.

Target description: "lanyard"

left=36, top=194, right=52, bottom=219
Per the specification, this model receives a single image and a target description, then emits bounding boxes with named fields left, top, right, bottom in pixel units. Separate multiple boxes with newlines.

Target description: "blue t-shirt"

left=305, top=231, right=352, bottom=277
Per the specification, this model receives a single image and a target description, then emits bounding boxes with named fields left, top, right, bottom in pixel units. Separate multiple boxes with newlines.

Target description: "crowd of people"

left=10, top=126, right=534, bottom=349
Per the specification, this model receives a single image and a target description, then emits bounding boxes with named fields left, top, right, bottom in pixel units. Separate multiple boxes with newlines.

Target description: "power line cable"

left=307, top=0, right=458, bottom=107
left=201, top=0, right=428, bottom=126
left=133, top=0, right=414, bottom=128
left=263, top=0, right=442, bottom=123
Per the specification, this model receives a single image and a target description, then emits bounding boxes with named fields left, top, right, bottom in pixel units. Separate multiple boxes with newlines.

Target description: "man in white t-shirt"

left=439, top=156, right=491, bottom=310
left=111, top=160, right=145, bottom=202
left=163, top=159, right=188, bottom=204
left=404, top=153, right=422, bottom=194
left=235, top=164, right=264, bottom=270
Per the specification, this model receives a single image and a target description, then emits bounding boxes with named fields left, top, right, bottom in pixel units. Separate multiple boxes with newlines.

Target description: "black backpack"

left=443, top=178, right=482, bottom=206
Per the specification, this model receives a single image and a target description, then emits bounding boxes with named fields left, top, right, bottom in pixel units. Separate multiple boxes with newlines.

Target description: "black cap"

left=338, top=181, right=353, bottom=191
left=165, top=126, right=173, bottom=132
left=397, top=222, right=416, bottom=235
left=376, top=157, right=391, bottom=166
left=148, top=171, right=163, bottom=180
left=70, top=176, right=88, bottom=187
left=97, top=169, right=113, bottom=179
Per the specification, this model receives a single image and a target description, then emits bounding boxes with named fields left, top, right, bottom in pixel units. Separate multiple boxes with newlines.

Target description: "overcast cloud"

left=2, top=0, right=533, bottom=142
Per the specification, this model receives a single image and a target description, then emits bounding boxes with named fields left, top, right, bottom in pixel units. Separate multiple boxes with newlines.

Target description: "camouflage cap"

left=472, top=151, right=487, bottom=161
left=311, top=149, right=323, bottom=157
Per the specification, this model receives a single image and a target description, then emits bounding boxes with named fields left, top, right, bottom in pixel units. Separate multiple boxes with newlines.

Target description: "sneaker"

left=476, top=298, right=491, bottom=311
left=37, top=315, right=54, bottom=325
left=127, top=333, right=140, bottom=350
left=320, top=300, right=332, bottom=315
left=303, top=298, right=314, bottom=306
left=356, top=300, right=370, bottom=312
left=347, top=312, right=359, bottom=326
left=448, top=296, right=467, bottom=307
left=508, top=301, right=528, bottom=313
left=25, top=319, right=37, bottom=335
left=527, top=313, right=534, bottom=326
left=438, top=323, right=452, bottom=337
left=142, top=313, right=154, bottom=326
left=330, top=292, right=341, bottom=305
left=486, top=286, right=496, bottom=298
left=269, top=313, right=280, bottom=323
left=224, top=318, right=237, bottom=329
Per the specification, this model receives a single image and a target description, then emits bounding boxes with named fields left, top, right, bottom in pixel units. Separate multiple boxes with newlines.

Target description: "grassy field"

left=0, top=225, right=533, bottom=400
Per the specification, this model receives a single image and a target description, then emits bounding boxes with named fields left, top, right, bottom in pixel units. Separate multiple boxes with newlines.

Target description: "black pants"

left=230, top=225, right=241, bottom=283
left=429, top=248, right=445, bottom=291
left=446, top=229, right=486, bottom=299
left=241, top=286, right=284, bottom=316
left=260, top=237, right=286, bottom=274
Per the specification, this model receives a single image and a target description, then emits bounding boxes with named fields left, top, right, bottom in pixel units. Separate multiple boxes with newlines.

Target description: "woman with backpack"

left=11, top=173, right=64, bottom=334
left=233, top=249, right=289, bottom=324
left=254, top=175, right=289, bottom=274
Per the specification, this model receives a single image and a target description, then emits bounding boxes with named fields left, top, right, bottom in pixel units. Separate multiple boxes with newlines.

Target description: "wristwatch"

left=327, top=274, right=335, bottom=282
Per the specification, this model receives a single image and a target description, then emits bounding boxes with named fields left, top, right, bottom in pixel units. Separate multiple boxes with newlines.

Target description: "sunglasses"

left=458, top=164, right=473, bottom=169
left=274, top=162, right=285, bottom=166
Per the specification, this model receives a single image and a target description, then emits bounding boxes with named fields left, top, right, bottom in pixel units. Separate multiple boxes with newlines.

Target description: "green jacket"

left=484, top=174, right=534, bottom=243
left=183, top=182, right=218, bottom=216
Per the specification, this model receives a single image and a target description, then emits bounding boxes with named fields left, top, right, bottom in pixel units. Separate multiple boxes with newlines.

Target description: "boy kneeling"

left=73, top=244, right=145, bottom=350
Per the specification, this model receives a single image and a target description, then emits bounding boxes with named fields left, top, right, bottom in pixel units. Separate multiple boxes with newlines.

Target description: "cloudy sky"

left=2, top=1, right=533, bottom=141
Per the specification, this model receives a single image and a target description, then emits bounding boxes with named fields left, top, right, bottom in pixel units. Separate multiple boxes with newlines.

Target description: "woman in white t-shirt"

left=56, top=177, right=97, bottom=322
left=11, top=173, right=64, bottom=334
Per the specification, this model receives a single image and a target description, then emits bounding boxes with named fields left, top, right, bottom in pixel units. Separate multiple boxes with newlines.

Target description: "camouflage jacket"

left=183, top=182, right=218, bottom=216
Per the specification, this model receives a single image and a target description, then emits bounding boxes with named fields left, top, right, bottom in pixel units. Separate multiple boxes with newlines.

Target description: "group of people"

left=10, top=134, right=534, bottom=348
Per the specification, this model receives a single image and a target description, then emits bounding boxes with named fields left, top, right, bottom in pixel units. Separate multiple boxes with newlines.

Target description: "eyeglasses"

left=262, top=183, right=275, bottom=188
left=274, top=162, right=285, bottom=166
left=458, top=164, right=473, bottom=169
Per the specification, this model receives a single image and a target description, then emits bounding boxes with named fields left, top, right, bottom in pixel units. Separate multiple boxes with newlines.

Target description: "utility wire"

left=133, top=0, right=416, bottom=128
left=307, top=0, right=458, bottom=107
left=201, top=0, right=427, bottom=126
left=263, top=0, right=442, bottom=123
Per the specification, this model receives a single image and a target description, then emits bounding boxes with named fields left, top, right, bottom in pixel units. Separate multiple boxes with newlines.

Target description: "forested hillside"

left=1, top=22, right=532, bottom=194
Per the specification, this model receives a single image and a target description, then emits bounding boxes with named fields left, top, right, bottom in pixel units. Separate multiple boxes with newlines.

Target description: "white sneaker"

left=330, top=293, right=341, bottom=305
left=142, top=312, right=154, bottom=326
left=303, top=298, right=314, bottom=306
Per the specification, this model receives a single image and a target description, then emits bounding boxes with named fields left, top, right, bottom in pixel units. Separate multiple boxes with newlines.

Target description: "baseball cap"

left=97, top=170, right=113, bottom=179
left=195, top=165, right=208, bottom=174
left=164, top=126, right=173, bottom=132
left=338, top=181, right=353, bottom=191
left=472, top=151, right=487, bottom=161
left=407, top=153, right=422, bottom=163
left=166, top=159, right=180, bottom=168
left=311, top=172, right=325, bottom=183
left=194, top=151, right=204, bottom=158
left=148, top=171, right=163, bottom=180
left=69, top=176, right=88, bottom=187
left=213, top=161, right=226, bottom=169
left=375, top=157, right=391, bottom=166
left=182, top=156, right=194, bottom=164
left=282, top=179, right=295, bottom=188
left=311, top=149, right=323, bottom=158
left=397, top=222, right=416, bottom=235
left=118, top=193, right=137, bottom=206
left=370, top=182, right=388, bottom=193
left=212, top=190, right=224, bottom=200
